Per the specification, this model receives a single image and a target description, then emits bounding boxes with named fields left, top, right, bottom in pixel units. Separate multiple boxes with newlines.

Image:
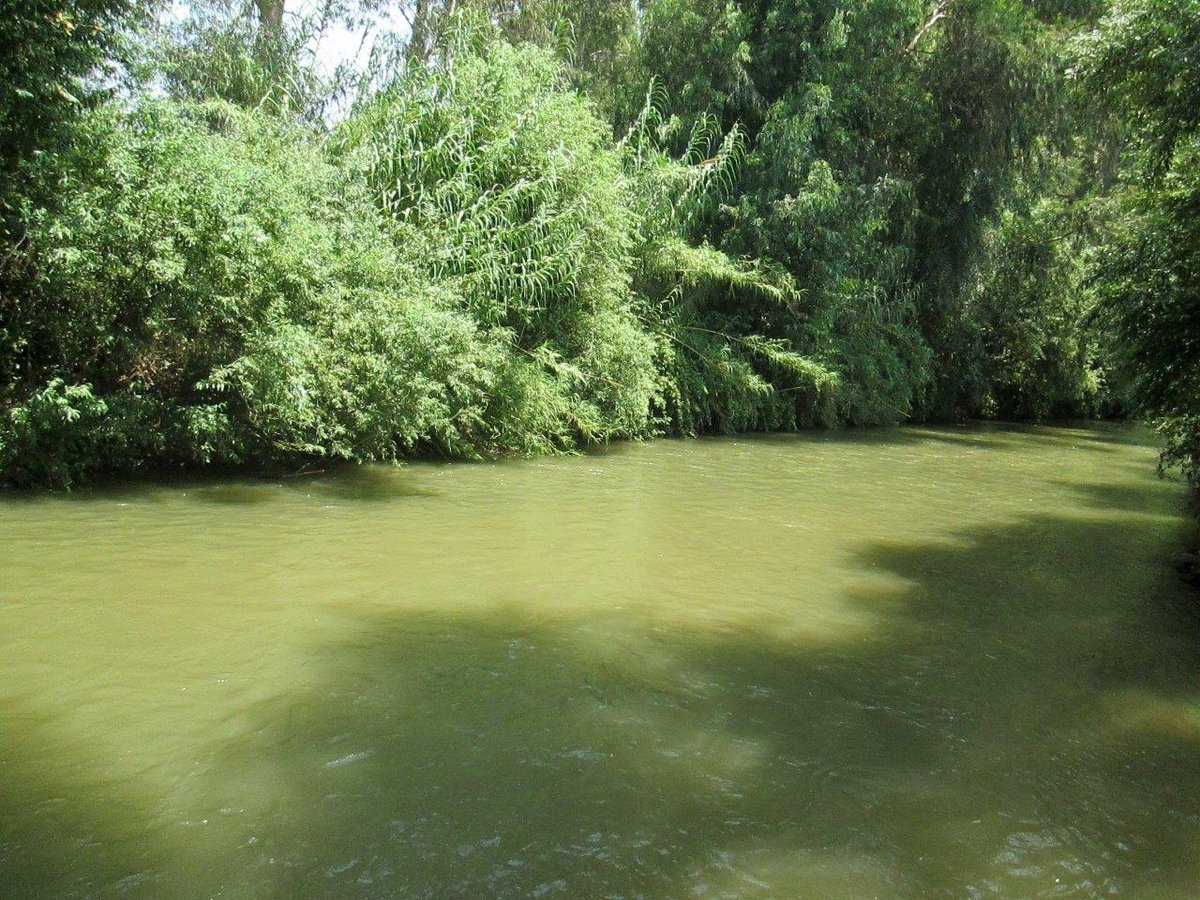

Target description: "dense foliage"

left=1077, top=0, right=1200, bottom=482
left=0, top=17, right=833, bottom=485
left=0, top=0, right=1195, bottom=489
left=0, top=0, right=143, bottom=214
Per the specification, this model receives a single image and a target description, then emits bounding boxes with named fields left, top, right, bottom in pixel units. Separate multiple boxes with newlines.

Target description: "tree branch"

left=904, top=0, right=951, bottom=55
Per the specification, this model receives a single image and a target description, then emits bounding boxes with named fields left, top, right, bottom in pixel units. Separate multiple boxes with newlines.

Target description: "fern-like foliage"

left=621, top=86, right=840, bottom=434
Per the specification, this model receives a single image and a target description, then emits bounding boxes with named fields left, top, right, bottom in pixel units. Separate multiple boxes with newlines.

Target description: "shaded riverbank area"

left=3, top=423, right=1199, bottom=898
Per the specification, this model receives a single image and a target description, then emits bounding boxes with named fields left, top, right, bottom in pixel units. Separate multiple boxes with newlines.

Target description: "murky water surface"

left=3, top=424, right=1200, bottom=899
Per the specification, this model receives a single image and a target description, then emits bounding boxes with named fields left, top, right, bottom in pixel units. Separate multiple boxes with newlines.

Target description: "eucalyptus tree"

left=157, top=0, right=357, bottom=120
left=254, top=0, right=285, bottom=33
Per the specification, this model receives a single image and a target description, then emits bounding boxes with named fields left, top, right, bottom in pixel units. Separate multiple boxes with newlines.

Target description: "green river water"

left=2, top=424, right=1200, bottom=899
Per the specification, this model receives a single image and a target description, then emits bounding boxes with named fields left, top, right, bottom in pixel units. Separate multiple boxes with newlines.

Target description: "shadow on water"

left=0, top=705, right=174, bottom=899
left=0, top=421, right=1157, bottom=508
left=730, top=420, right=1156, bottom=457
left=1057, top=477, right=1190, bottom=517
left=0, top=461, right=443, bottom=507
left=148, top=511, right=1198, bottom=899
left=3, top=436, right=1200, bottom=898
left=185, top=463, right=443, bottom=505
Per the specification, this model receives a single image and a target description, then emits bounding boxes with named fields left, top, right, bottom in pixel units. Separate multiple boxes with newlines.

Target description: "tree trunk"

left=254, top=0, right=285, bottom=35
left=407, top=0, right=428, bottom=62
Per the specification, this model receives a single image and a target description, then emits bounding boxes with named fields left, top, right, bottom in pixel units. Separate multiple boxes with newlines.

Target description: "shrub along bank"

left=0, top=33, right=836, bottom=486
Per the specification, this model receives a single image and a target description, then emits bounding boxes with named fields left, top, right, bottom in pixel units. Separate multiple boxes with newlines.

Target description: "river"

left=2, top=424, right=1199, bottom=898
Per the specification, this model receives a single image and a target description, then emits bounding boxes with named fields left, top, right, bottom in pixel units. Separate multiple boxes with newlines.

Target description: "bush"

left=0, top=26, right=857, bottom=487
left=2, top=98, right=519, bottom=483
left=338, top=36, right=660, bottom=444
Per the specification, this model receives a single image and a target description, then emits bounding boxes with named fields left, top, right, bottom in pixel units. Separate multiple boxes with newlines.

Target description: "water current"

left=2, top=424, right=1199, bottom=898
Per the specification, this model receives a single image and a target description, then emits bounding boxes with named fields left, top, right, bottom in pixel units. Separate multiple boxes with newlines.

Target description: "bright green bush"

left=2, top=98, right=522, bottom=483
left=338, top=36, right=659, bottom=446
left=0, top=7, right=1133, bottom=488
left=338, top=35, right=836, bottom=447
left=6, top=32, right=835, bottom=486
